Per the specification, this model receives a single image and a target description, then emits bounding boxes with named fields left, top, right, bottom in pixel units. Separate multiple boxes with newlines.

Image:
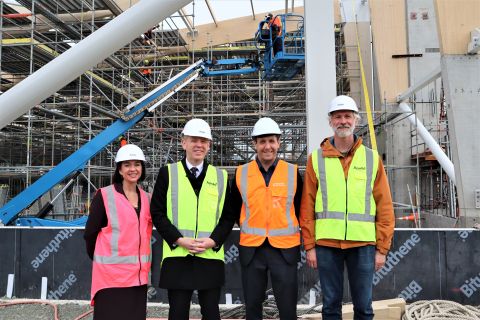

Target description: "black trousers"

left=241, top=243, right=299, bottom=320
left=167, top=287, right=221, bottom=320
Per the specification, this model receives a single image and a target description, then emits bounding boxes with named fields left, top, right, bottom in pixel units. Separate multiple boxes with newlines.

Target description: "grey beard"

left=335, top=126, right=354, bottom=138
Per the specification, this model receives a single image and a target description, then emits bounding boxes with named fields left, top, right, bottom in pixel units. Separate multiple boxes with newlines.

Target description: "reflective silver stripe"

left=94, top=254, right=151, bottom=264
left=94, top=255, right=138, bottom=264
left=170, top=163, right=179, bottom=227
left=215, top=168, right=224, bottom=223
left=315, top=211, right=345, bottom=220
left=239, top=163, right=267, bottom=236
left=269, top=225, right=299, bottom=236
left=141, top=254, right=151, bottom=263
left=197, top=231, right=211, bottom=238
left=316, top=150, right=329, bottom=219
left=105, top=185, right=119, bottom=257
left=172, top=164, right=223, bottom=239
left=269, top=162, right=297, bottom=237
left=178, top=229, right=195, bottom=238
left=94, top=186, right=147, bottom=265
left=348, top=147, right=375, bottom=222
left=348, top=213, right=375, bottom=222
left=364, top=148, right=374, bottom=218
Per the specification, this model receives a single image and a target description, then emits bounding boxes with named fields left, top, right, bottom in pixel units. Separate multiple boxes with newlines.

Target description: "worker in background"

left=140, top=59, right=153, bottom=83
left=266, top=13, right=283, bottom=56
left=231, top=117, right=303, bottom=320
left=150, top=118, right=235, bottom=320
left=142, top=28, right=153, bottom=46
left=300, top=95, right=395, bottom=320
left=84, top=144, right=152, bottom=320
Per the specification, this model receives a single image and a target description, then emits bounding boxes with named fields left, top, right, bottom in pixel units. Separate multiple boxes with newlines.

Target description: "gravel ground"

left=0, top=298, right=254, bottom=319
left=0, top=298, right=321, bottom=319
left=0, top=299, right=175, bottom=320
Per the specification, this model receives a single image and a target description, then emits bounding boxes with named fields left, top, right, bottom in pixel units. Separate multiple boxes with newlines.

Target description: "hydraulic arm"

left=0, top=60, right=204, bottom=226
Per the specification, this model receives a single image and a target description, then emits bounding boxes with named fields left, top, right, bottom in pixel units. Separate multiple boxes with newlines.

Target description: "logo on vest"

left=353, top=166, right=366, bottom=170
left=271, top=182, right=286, bottom=187
left=206, top=181, right=217, bottom=186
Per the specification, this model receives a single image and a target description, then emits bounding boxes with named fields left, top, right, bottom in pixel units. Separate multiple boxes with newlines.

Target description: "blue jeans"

left=316, top=245, right=375, bottom=320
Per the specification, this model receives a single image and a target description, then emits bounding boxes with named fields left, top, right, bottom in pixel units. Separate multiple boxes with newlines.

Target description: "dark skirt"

left=159, top=255, right=225, bottom=290
left=93, top=285, right=147, bottom=320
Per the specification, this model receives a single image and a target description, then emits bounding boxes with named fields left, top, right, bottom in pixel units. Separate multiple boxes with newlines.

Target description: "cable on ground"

left=0, top=300, right=59, bottom=320
left=402, top=300, right=480, bottom=320
left=73, top=309, right=93, bottom=320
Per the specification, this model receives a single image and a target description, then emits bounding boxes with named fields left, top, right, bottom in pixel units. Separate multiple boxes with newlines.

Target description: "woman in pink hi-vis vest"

left=84, top=144, right=152, bottom=320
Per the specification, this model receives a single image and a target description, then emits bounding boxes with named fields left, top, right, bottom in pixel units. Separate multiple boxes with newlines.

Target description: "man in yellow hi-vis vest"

left=231, top=117, right=303, bottom=320
left=300, top=95, right=395, bottom=320
left=151, top=118, right=235, bottom=320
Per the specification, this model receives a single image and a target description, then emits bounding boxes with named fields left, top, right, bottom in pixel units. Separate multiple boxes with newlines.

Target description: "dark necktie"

left=190, top=167, right=198, bottom=178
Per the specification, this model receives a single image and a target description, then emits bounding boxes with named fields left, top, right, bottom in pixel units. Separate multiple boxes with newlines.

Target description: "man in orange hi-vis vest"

left=231, top=117, right=303, bottom=320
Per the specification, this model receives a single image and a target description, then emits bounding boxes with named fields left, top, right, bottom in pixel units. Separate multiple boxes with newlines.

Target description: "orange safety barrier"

left=397, top=214, right=416, bottom=221
left=1, top=13, right=33, bottom=18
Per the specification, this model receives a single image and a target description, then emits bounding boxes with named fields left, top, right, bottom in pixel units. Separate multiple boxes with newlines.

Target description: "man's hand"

left=375, top=251, right=386, bottom=271
left=306, top=248, right=317, bottom=269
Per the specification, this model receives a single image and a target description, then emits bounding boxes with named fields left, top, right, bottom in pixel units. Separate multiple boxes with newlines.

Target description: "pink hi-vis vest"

left=90, top=185, right=152, bottom=304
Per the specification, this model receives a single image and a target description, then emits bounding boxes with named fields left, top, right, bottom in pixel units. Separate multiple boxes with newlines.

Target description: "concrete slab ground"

left=0, top=298, right=322, bottom=319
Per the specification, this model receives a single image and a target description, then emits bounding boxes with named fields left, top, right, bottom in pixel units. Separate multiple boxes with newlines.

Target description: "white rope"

left=402, top=300, right=480, bottom=320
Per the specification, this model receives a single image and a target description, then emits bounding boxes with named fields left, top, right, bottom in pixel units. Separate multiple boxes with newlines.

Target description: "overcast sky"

left=182, top=0, right=304, bottom=25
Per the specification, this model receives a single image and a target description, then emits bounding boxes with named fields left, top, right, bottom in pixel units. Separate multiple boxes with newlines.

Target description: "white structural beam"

left=305, top=0, right=336, bottom=152
left=178, top=8, right=195, bottom=34
left=399, top=103, right=456, bottom=185
left=204, top=0, right=218, bottom=27
left=396, top=66, right=442, bottom=103
left=0, top=0, right=191, bottom=130
left=249, top=0, right=255, bottom=19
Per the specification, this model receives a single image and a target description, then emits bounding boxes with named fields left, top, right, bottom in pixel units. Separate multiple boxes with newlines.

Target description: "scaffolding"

left=0, top=0, right=458, bottom=225
left=0, top=0, right=307, bottom=218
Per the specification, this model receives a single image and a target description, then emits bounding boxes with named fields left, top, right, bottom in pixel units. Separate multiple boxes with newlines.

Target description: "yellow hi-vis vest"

left=163, top=162, right=227, bottom=262
left=312, top=145, right=379, bottom=241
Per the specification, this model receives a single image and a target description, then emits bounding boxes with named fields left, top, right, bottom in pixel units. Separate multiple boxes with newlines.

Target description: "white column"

left=0, top=0, right=192, bottom=130
left=304, top=0, right=336, bottom=153
left=6, top=274, right=14, bottom=298
left=41, top=277, right=48, bottom=300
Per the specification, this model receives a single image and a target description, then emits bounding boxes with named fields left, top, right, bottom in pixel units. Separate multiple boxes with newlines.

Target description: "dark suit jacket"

left=150, top=158, right=236, bottom=289
left=239, top=243, right=300, bottom=267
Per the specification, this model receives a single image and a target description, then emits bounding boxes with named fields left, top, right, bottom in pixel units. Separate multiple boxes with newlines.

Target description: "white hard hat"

left=115, top=144, right=146, bottom=163
left=328, top=95, right=359, bottom=115
left=182, top=118, right=212, bottom=140
left=251, top=117, right=281, bottom=137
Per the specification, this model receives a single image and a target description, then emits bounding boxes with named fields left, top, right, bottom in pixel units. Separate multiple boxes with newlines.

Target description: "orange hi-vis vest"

left=236, top=159, right=300, bottom=248
left=90, top=185, right=152, bottom=304
left=269, top=16, right=282, bottom=36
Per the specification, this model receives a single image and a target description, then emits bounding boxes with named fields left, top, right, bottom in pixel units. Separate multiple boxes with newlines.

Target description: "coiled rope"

left=402, top=300, right=480, bottom=320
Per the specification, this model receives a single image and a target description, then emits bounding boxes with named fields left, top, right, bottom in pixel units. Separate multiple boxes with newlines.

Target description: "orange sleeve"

left=299, top=155, right=318, bottom=251
left=373, top=159, right=395, bottom=254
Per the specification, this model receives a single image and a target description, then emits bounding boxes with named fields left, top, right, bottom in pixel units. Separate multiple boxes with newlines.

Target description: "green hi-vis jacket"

left=312, top=144, right=379, bottom=241
left=163, top=162, right=227, bottom=261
